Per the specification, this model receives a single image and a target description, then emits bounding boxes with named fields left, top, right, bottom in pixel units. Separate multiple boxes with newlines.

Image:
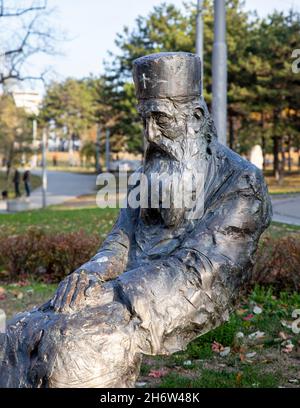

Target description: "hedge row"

left=0, top=228, right=100, bottom=282
left=0, top=228, right=299, bottom=291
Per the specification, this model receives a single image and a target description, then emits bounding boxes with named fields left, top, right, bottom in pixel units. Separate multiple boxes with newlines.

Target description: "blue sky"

left=31, top=0, right=300, bottom=84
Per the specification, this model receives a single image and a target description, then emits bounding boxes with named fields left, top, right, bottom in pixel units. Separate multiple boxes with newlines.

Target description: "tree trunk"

left=279, top=136, right=285, bottom=185
left=261, top=112, right=266, bottom=171
left=6, top=143, right=14, bottom=182
left=68, top=130, right=75, bottom=166
left=272, top=110, right=281, bottom=181
left=273, top=136, right=280, bottom=181
left=287, top=135, right=292, bottom=173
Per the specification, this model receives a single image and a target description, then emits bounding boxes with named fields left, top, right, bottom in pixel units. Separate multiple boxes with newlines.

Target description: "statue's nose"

left=145, top=117, right=157, bottom=143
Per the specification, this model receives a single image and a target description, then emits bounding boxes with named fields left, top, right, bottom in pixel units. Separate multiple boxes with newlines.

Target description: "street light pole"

left=32, top=118, right=38, bottom=168
left=212, top=0, right=227, bottom=146
left=42, top=128, right=47, bottom=208
left=196, top=0, right=204, bottom=94
left=105, top=128, right=110, bottom=172
left=96, top=125, right=101, bottom=173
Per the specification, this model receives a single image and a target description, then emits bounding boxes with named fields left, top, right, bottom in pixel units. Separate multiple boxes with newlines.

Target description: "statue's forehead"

left=137, top=99, right=174, bottom=115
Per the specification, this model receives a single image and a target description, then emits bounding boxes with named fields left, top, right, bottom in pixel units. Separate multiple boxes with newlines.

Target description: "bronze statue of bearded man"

left=0, top=53, right=272, bottom=388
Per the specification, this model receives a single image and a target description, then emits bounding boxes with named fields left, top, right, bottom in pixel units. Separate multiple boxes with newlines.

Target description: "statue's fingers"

left=84, top=280, right=97, bottom=298
left=69, top=273, right=89, bottom=310
left=59, top=273, right=79, bottom=311
left=56, top=279, right=73, bottom=311
left=50, top=280, right=67, bottom=310
left=84, top=272, right=104, bottom=298
left=85, top=278, right=106, bottom=300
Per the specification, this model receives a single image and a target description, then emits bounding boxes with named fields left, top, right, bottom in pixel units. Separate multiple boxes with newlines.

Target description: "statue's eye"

left=155, top=113, right=170, bottom=126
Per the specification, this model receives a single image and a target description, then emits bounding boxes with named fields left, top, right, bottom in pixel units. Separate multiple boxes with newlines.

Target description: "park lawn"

left=0, top=206, right=119, bottom=236
left=266, top=221, right=300, bottom=238
left=138, top=286, right=300, bottom=388
left=0, top=281, right=57, bottom=319
left=265, top=171, right=300, bottom=194
left=0, top=171, right=42, bottom=199
left=0, top=206, right=299, bottom=238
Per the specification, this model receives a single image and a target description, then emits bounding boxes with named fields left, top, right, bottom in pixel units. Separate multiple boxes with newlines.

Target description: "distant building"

left=12, top=90, right=42, bottom=116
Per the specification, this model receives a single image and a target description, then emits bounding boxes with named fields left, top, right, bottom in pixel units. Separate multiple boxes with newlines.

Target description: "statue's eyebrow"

left=137, top=103, right=172, bottom=116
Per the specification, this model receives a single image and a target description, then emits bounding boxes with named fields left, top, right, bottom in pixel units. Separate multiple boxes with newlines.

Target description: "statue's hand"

left=50, top=252, right=125, bottom=313
left=50, top=264, right=109, bottom=313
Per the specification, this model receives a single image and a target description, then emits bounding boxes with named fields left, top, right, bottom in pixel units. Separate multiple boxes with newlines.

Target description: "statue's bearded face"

left=138, top=97, right=206, bottom=162
left=137, top=97, right=210, bottom=226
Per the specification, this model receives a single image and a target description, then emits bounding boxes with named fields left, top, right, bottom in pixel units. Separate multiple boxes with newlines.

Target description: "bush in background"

left=252, top=236, right=300, bottom=292
left=0, top=228, right=101, bottom=282
left=1, top=228, right=299, bottom=291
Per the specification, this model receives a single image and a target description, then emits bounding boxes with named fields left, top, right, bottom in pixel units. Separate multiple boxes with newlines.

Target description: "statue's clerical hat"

left=133, top=52, right=201, bottom=100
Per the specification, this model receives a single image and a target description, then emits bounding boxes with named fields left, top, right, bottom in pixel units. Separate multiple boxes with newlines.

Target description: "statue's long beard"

left=143, top=154, right=185, bottom=227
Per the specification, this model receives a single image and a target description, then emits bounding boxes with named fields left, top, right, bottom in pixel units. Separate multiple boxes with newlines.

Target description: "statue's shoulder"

left=209, top=140, right=264, bottom=185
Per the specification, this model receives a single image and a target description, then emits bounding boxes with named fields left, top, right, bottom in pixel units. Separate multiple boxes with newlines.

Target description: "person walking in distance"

left=23, top=169, right=31, bottom=197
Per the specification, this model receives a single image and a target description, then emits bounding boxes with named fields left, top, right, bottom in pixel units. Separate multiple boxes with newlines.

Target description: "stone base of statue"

left=7, top=198, right=30, bottom=213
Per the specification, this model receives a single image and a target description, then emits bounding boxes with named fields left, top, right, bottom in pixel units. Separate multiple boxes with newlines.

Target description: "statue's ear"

left=192, top=107, right=205, bottom=132
left=194, top=107, right=204, bottom=120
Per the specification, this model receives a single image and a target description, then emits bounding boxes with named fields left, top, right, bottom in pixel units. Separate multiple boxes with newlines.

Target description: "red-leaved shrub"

left=252, top=236, right=300, bottom=291
left=0, top=228, right=101, bottom=282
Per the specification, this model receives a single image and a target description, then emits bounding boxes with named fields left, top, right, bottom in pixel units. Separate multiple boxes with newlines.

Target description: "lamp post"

left=32, top=118, right=38, bottom=168
left=196, top=0, right=204, bottom=94
left=105, top=128, right=110, bottom=172
left=212, top=0, right=227, bottom=146
left=42, top=128, right=47, bottom=208
left=96, top=125, right=102, bottom=173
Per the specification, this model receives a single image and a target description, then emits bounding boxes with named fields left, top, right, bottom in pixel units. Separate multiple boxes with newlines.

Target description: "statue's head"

left=133, top=52, right=216, bottom=162
left=133, top=53, right=215, bottom=225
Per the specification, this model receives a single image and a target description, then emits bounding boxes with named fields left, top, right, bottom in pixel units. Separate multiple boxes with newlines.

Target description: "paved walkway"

left=0, top=170, right=97, bottom=212
left=271, top=194, right=300, bottom=226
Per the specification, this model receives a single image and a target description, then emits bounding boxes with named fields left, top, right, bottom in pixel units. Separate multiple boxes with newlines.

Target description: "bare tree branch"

left=1, top=16, right=37, bottom=57
left=0, top=0, right=47, bottom=17
left=0, top=1, right=61, bottom=86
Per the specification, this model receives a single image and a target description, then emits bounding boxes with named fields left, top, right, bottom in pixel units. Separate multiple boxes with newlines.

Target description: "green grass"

left=265, top=171, right=300, bottom=195
left=140, top=286, right=300, bottom=388
left=0, top=205, right=299, bottom=238
left=1, top=281, right=57, bottom=319
left=262, top=222, right=300, bottom=239
left=0, top=207, right=118, bottom=236
left=159, top=366, right=282, bottom=388
left=173, top=286, right=300, bottom=358
left=0, top=171, right=41, bottom=199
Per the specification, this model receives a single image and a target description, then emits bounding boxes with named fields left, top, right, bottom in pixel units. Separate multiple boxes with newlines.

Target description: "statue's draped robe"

left=93, top=140, right=271, bottom=354
left=0, top=140, right=272, bottom=387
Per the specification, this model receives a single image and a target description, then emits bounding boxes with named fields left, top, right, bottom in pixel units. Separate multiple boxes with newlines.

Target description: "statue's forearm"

left=77, top=207, right=137, bottom=280
left=71, top=233, right=128, bottom=286
left=86, top=229, right=130, bottom=280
